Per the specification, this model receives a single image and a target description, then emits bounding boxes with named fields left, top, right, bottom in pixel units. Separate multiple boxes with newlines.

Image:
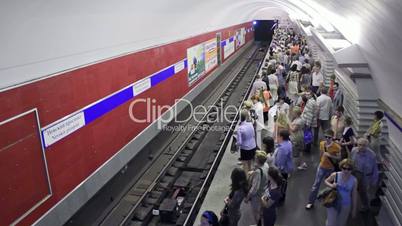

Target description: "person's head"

left=250, top=95, right=259, bottom=104
left=243, top=100, right=252, bottom=110
left=314, top=60, right=321, bottom=68
left=339, top=159, right=354, bottom=175
left=345, top=116, right=353, bottom=126
left=313, top=62, right=321, bottom=73
left=278, top=96, right=285, bottom=105
left=324, top=130, right=334, bottom=141
left=300, top=66, right=309, bottom=74
left=321, top=87, right=328, bottom=95
left=301, top=95, right=308, bottom=104
left=293, top=106, right=302, bottom=117
left=356, top=138, right=369, bottom=151
left=335, top=106, right=344, bottom=116
left=290, top=64, right=298, bottom=71
left=374, top=111, right=384, bottom=121
left=240, top=109, right=249, bottom=122
left=263, top=136, right=275, bottom=153
left=278, top=129, right=290, bottom=142
left=267, top=166, right=284, bottom=186
left=230, top=168, right=248, bottom=193
left=334, top=82, right=339, bottom=90
left=200, top=211, right=219, bottom=226
left=255, top=150, right=268, bottom=166
left=256, top=74, right=261, bottom=79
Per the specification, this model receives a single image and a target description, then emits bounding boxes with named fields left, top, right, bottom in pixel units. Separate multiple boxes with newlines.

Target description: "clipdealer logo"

left=128, top=98, right=238, bottom=131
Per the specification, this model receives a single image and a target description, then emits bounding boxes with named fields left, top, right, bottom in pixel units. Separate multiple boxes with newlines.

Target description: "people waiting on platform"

left=250, top=74, right=267, bottom=97
left=332, top=82, right=344, bottom=109
left=339, top=116, right=356, bottom=160
left=311, top=61, right=324, bottom=95
left=301, top=90, right=318, bottom=146
left=330, top=106, right=345, bottom=140
left=289, top=106, right=307, bottom=170
left=286, top=64, right=300, bottom=104
left=316, top=87, right=333, bottom=142
left=236, top=109, right=257, bottom=173
left=245, top=151, right=269, bottom=225
left=365, top=111, right=384, bottom=157
left=261, top=167, right=284, bottom=226
left=273, top=129, right=294, bottom=204
left=350, top=138, right=379, bottom=212
left=324, top=159, right=358, bottom=226
left=299, top=66, right=312, bottom=92
left=267, top=68, right=279, bottom=103
left=251, top=95, right=265, bottom=149
left=306, top=130, right=341, bottom=209
left=224, top=168, right=249, bottom=226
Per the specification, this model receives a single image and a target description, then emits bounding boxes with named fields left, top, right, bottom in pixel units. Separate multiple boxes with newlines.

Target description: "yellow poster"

left=204, top=38, right=217, bottom=72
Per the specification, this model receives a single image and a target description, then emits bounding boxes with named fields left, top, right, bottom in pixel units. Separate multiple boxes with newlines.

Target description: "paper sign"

left=133, top=78, right=151, bottom=96
left=43, top=112, right=85, bottom=147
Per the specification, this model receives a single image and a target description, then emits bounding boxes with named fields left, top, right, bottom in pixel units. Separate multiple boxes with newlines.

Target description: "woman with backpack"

left=245, top=151, right=269, bottom=225
left=261, top=167, right=284, bottom=226
left=222, top=168, right=248, bottom=226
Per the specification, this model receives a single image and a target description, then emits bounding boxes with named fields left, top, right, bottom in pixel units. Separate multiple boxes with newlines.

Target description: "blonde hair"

left=339, top=158, right=354, bottom=170
left=255, top=150, right=267, bottom=165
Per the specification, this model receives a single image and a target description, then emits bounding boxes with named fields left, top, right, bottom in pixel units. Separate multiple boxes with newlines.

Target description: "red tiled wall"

left=0, top=22, right=253, bottom=225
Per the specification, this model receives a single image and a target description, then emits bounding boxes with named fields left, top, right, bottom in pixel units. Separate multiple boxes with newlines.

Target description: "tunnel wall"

left=0, top=22, right=253, bottom=226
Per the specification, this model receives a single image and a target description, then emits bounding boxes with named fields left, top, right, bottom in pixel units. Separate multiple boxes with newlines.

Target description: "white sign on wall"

left=174, top=61, right=185, bottom=74
left=42, top=112, right=86, bottom=147
left=133, top=78, right=151, bottom=96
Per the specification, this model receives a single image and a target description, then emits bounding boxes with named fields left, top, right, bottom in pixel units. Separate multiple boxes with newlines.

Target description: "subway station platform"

left=196, top=122, right=378, bottom=226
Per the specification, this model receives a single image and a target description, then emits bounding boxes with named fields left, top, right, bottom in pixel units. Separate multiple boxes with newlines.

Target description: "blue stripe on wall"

left=150, top=66, right=175, bottom=87
left=84, top=87, right=134, bottom=124
left=229, top=37, right=234, bottom=42
left=221, top=41, right=226, bottom=47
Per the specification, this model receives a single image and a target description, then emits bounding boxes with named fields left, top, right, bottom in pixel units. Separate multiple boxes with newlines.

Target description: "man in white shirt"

left=316, top=87, right=333, bottom=138
left=251, top=96, right=265, bottom=149
left=311, top=62, right=324, bottom=95
left=250, top=74, right=267, bottom=96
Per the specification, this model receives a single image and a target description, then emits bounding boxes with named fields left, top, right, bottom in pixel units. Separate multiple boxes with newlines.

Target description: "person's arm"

left=236, top=127, right=242, bottom=147
left=261, top=194, right=275, bottom=208
left=275, top=148, right=286, bottom=171
left=370, top=155, right=379, bottom=186
left=323, top=147, right=341, bottom=160
left=324, top=172, right=337, bottom=188
left=352, top=178, right=358, bottom=218
left=246, top=170, right=260, bottom=202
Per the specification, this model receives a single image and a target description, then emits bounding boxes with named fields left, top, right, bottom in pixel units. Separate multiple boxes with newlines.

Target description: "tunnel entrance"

left=253, top=20, right=277, bottom=43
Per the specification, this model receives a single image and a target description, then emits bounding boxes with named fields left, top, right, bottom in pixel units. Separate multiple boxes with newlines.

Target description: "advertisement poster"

left=223, top=38, right=235, bottom=60
left=236, top=27, right=246, bottom=49
left=187, top=43, right=205, bottom=85
left=204, top=38, right=218, bottom=72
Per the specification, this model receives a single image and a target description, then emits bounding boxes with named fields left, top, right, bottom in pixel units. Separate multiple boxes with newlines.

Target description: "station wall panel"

left=0, top=111, right=50, bottom=226
left=0, top=22, right=253, bottom=225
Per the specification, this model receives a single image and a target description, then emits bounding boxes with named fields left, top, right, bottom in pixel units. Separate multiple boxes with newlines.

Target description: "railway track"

left=67, top=42, right=267, bottom=226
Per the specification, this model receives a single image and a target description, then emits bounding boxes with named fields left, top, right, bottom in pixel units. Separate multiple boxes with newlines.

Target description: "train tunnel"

left=0, top=1, right=401, bottom=226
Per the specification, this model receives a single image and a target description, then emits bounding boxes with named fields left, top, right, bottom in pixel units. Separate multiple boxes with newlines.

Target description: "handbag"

left=318, top=173, right=338, bottom=208
left=303, top=127, right=313, bottom=144
left=219, top=204, right=229, bottom=226
left=230, top=134, right=239, bottom=154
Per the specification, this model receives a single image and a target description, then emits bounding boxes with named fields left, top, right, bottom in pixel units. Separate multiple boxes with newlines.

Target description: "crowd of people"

left=199, top=27, right=383, bottom=226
